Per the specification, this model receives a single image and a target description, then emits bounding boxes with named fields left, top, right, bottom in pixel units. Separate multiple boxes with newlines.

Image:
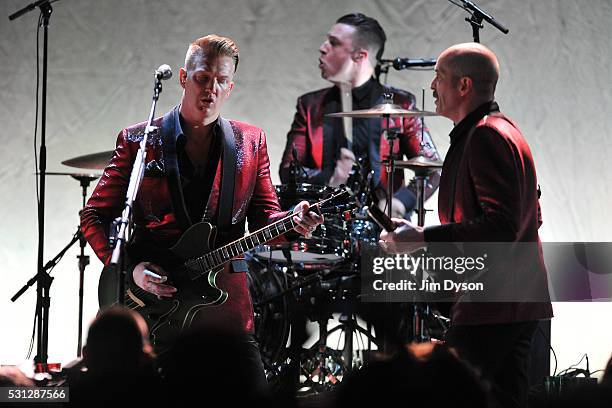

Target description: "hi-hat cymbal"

left=62, top=151, right=113, bottom=170
left=392, top=156, right=444, bottom=170
left=326, top=103, right=439, bottom=118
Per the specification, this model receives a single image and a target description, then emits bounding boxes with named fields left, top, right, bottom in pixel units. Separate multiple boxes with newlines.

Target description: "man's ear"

left=458, top=76, right=472, bottom=96
left=352, top=48, right=368, bottom=63
left=179, top=67, right=187, bottom=88
left=225, top=81, right=234, bottom=97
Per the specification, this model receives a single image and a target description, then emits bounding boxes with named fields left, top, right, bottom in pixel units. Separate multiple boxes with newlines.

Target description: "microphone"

left=460, top=0, right=509, bottom=34
left=155, top=64, right=173, bottom=80
left=380, top=58, right=437, bottom=70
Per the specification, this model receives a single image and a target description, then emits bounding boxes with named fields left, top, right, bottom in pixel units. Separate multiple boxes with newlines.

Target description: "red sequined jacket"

left=279, top=82, right=440, bottom=208
left=81, top=106, right=287, bottom=333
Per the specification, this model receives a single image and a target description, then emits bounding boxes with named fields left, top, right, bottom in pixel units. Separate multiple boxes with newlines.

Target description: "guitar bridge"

left=126, top=288, right=145, bottom=307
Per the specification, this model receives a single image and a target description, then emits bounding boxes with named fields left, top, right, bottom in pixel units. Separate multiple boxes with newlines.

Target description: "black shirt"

left=176, top=116, right=221, bottom=224
left=332, top=77, right=383, bottom=184
left=449, top=101, right=500, bottom=145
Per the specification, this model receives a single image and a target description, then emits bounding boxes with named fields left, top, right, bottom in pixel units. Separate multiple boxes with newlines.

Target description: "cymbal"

left=38, top=172, right=102, bottom=181
left=326, top=103, right=439, bottom=118
left=393, top=156, right=444, bottom=170
left=62, top=151, right=113, bottom=170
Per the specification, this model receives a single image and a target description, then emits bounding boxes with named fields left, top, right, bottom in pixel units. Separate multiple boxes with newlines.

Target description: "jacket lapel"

left=161, top=107, right=192, bottom=230
left=202, top=119, right=232, bottom=224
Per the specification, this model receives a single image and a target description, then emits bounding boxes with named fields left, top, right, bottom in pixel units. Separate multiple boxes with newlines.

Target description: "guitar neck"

left=195, top=215, right=297, bottom=270
left=184, top=190, right=346, bottom=273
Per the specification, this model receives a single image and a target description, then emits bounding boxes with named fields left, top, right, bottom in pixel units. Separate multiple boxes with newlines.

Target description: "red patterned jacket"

left=81, top=106, right=287, bottom=333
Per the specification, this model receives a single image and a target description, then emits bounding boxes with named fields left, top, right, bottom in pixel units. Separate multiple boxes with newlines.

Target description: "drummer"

left=279, top=12, right=440, bottom=219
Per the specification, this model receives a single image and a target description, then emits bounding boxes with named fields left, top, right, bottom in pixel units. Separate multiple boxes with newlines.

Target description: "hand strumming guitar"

left=133, top=261, right=178, bottom=298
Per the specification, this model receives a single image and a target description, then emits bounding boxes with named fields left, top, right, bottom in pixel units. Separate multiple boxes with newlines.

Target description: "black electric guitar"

left=98, top=188, right=353, bottom=350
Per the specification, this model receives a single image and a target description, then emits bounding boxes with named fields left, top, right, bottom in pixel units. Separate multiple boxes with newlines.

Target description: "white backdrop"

left=1, top=0, right=611, bottom=375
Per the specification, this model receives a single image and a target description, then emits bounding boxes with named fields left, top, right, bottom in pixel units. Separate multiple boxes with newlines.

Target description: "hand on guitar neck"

left=291, top=200, right=325, bottom=239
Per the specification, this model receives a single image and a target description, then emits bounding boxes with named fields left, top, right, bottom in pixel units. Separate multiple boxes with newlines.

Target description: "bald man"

left=381, top=43, right=553, bottom=408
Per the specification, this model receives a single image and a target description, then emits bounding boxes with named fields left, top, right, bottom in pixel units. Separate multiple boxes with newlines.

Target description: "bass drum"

left=246, top=253, right=290, bottom=368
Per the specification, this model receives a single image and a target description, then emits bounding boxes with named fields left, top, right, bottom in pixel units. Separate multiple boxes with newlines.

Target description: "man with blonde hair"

left=81, top=35, right=322, bottom=391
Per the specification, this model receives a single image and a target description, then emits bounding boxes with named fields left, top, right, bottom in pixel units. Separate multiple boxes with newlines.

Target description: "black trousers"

left=240, top=334, right=270, bottom=395
left=158, top=333, right=268, bottom=403
left=445, top=321, right=539, bottom=408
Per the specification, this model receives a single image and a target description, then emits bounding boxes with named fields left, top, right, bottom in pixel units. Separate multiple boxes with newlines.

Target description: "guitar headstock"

left=316, top=185, right=359, bottom=217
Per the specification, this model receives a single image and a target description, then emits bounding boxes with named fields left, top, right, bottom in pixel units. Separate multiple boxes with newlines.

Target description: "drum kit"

left=244, top=99, right=446, bottom=393
left=50, top=99, right=444, bottom=393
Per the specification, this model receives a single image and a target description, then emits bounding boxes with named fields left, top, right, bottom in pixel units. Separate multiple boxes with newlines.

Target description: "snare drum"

left=253, top=244, right=347, bottom=271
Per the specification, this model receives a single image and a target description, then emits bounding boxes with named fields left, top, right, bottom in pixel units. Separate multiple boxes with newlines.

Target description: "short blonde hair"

left=185, top=34, right=240, bottom=73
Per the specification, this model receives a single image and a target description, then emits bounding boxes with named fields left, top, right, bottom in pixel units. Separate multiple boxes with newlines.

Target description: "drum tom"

left=273, top=183, right=351, bottom=267
left=275, top=183, right=334, bottom=211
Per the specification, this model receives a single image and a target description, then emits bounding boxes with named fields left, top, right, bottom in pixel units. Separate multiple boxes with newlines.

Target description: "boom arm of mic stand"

left=11, top=228, right=81, bottom=303
left=8, top=0, right=58, bottom=21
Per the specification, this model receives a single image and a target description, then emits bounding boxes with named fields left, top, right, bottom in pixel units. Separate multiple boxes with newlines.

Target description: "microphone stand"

left=9, top=0, right=59, bottom=373
left=74, top=175, right=98, bottom=357
left=107, top=71, right=166, bottom=305
left=448, top=0, right=509, bottom=43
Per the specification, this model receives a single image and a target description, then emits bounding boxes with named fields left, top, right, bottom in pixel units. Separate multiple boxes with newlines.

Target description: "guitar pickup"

left=186, top=267, right=205, bottom=281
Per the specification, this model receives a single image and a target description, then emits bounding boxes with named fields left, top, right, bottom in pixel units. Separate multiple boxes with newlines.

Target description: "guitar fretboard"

left=184, top=190, right=346, bottom=275
left=184, top=211, right=297, bottom=272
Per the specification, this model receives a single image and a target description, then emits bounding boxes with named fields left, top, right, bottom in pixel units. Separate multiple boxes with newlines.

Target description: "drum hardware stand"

left=289, top=143, right=308, bottom=184
left=333, top=313, right=379, bottom=370
left=381, top=92, right=398, bottom=219
left=305, top=316, right=345, bottom=390
left=74, top=174, right=98, bottom=357
left=379, top=91, right=434, bottom=342
left=299, top=313, right=378, bottom=392
left=408, top=89, right=443, bottom=343
left=411, top=158, right=433, bottom=343
left=11, top=174, right=99, bottom=360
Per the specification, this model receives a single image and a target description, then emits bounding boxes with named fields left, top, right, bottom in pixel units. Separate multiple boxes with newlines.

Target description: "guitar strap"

left=216, top=117, right=237, bottom=243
